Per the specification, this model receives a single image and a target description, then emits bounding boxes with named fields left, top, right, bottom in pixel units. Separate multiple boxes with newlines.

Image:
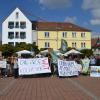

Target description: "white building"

left=2, top=8, right=37, bottom=46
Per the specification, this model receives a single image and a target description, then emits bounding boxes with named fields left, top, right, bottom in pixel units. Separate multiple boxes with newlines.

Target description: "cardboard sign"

left=18, top=58, right=51, bottom=75
left=58, top=60, right=79, bottom=76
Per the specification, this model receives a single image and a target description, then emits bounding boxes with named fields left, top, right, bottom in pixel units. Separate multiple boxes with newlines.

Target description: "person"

left=90, top=55, right=96, bottom=66
left=81, top=56, right=90, bottom=75
left=13, top=57, right=18, bottom=78
left=45, top=54, right=53, bottom=76
left=10, top=55, right=15, bottom=75
left=0, top=56, right=7, bottom=78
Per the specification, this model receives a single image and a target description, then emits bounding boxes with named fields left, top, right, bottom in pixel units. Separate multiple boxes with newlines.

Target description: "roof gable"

left=3, top=7, right=31, bottom=23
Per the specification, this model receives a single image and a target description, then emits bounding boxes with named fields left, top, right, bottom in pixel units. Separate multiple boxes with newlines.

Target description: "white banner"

left=90, top=66, right=100, bottom=77
left=0, top=60, right=6, bottom=68
left=58, top=60, right=79, bottom=76
left=18, top=58, right=51, bottom=75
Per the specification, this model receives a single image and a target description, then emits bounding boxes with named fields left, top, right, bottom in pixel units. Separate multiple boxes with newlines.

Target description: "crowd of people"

left=0, top=56, right=19, bottom=79
left=0, top=53, right=99, bottom=79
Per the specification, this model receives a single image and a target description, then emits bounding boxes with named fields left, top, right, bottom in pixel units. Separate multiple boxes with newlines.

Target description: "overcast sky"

left=0, top=0, right=100, bottom=39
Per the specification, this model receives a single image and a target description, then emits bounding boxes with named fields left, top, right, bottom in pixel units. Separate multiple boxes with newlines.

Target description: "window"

left=72, top=42, right=76, bottom=48
left=8, top=42, right=14, bottom=46
left=45, top=42, right=50, bottom=48
left=8, top=22, right=14, bottom=29
left=20, top=22, right=26, bottom=29
left=20, top=32, right=26, bottom=39
left=81, top=42, right=86, bottom=48
left=72, top=32, right=76, bottom=38
left=15, top=42, right=19, bottom=46
left=8, top=32, right=14, bottom=39
left=44, top=32, right=49, bottom=38
left=15, top=22, right=19, bottom=28
left=81, top=32, right=85, bottom=38
left=62, top=32, right=67, bottom=38
left=15, top=32, right=19, bottom=38
left=16, top=12, right=19, bottom=19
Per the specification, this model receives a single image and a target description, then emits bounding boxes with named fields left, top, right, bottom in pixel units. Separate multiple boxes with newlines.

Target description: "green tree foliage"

left=0, top=42, right=40, bottom=57
left=14, top=42, right=28, bottom=52
left=14, top=42, right=39, bottom=54
left=80, top=49, right=93, bottom=57
left=31, top=42, right=39, bottom=54
left=0, top=44, right=15, bottom=57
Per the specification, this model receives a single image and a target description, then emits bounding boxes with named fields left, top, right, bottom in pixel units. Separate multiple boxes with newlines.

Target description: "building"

left=92, top=38, right=100, bottom=56
left=2, top=7, right=91, bottom=50
left=35, top=22, right=91, bottom=50
left=2, top=8, right=36, bottom=46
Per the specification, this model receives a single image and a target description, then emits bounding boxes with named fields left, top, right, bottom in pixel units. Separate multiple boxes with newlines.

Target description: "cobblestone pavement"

left=0, top=76, right=100, bottom=100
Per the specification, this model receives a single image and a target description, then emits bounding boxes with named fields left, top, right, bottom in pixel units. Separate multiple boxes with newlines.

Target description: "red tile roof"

left=32, top=21, right=91, bottom=32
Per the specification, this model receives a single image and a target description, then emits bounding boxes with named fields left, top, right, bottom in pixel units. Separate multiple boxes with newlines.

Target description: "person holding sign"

left=0, top=56, right=7, bottom=78
left=81, top=56, right=90, bottom=75
left=13, top=57, right=18, bottom=78
left=90, top=55, right=96, bottom=66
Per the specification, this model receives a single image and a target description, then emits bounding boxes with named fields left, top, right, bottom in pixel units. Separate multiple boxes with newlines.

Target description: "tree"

left=0, top=44, right=15, bottom=57
left=80, top=49, right=93, bottom=57
left=31, top=42, right=39, bottom=54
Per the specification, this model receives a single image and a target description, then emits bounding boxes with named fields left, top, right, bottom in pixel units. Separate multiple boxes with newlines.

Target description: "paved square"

left=0, top=76, right=100, bottom=100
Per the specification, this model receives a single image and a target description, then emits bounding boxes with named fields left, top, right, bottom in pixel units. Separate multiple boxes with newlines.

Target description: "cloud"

left=91, top=9, right=100, bottom=18
left=39, top=0, right=71, bottom=9
left=90, top=19, right=100, bottom=25
left=92, top=32, right=100, bottom=37
left=64, top=16, right=77, bottom=23
left=82, top=0, right=100, bottom=25
left=82, top=0, right=100, bottom=10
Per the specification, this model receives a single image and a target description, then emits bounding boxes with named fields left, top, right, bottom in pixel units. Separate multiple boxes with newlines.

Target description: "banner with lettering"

left=58, top=60, right=79, bottom=76
left=18, top=58, right=51, bottom=75
left=90, top=66, right=100, bottom=77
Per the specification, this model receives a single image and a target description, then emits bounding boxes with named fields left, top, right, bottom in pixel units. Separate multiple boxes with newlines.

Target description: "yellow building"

left=34, top=22, right=91, bottom=50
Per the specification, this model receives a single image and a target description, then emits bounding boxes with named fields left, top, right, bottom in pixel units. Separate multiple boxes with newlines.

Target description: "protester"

left=13, top=57, right=18, bottom=78
left=90, top=55, right=96, bottom=66
left=0, top=56, right=7, bottom=78
left=81, top=56, right=90, bottom=75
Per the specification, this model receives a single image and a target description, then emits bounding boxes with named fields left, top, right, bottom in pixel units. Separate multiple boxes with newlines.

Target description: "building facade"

left=2, top=8, right=91, bottom=50
left=36, top=22, right=91, bottom=50
left=2, top=8, right=35, bottom=46
left=92, top=38, right=100, bottom=56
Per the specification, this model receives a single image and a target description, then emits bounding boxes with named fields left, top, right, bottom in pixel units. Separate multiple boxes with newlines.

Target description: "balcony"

left=8, top=25, right=14, bottom=29
left=20, top=25, right=26, bottom=29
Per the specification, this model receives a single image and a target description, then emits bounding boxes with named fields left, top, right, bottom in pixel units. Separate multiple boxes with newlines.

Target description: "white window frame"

left=16, top=12, right=19, bottom=19
left=45, top=42, right=50, bottom=48
left=72, top=32, right=76, bottom=38
left=72, top=42, right=77, bottom=48
left=81, top=32, right=85, bottom=38
left=81, top=42, right=86, bottom=48
left=44, top=32, right=49, bottom=38
left=62, top=32, right=67, bottom=38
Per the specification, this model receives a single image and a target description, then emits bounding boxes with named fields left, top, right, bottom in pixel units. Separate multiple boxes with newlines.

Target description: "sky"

left=0, top=0, right=100, bottom=39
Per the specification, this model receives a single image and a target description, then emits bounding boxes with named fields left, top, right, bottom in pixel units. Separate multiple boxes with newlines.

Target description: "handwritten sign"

left=18, top=58, right=51, bottom=75
left=58, top=60, right=79, bottom=76
left=0, top=60, right=6, bottom=68
left=90, top=66, right=100, bottom=77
